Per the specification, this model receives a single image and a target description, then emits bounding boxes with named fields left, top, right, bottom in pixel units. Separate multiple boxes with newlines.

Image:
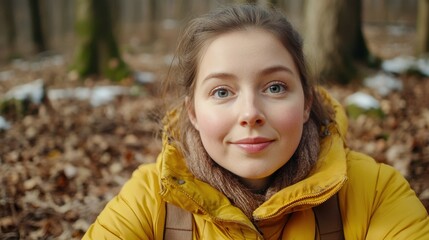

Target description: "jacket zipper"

left=254, top=176, right=347, bottom=221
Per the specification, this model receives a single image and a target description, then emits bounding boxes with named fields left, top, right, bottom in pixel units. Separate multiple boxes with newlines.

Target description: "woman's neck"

left=240, top=177, right=270, bottom=194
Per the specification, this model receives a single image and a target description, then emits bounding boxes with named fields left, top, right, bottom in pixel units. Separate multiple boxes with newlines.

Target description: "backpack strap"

left=164, top=202, right=193, bottom=240
left=164, top=194, right=344, bottom=240
left=313, top=193, right=344, bottom=240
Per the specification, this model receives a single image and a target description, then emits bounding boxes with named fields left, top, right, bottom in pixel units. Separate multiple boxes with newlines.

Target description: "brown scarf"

left=179, top=118, right=320, bottom=220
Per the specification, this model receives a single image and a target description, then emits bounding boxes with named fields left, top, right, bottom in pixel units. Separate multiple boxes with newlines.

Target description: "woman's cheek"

left=273, top=107, right=305, bottom=133
left=196, top=110, right=229, bottom=137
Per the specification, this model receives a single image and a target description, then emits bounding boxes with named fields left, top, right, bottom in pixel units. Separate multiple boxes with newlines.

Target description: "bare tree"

left=71, top=0, right=129, bottom=81
left=417, top=0, right=429, bottom=55
left=304, top=0, right=369, bottom=84
left=147, top=0, right=159, bottom=45
left=1, top=0, right=17, bottom=59
left=28, top=0, right=47, bottom=53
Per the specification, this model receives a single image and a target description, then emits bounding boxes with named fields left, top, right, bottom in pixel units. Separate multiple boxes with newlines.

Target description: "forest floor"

left=1, top=40, right=429, bottom=238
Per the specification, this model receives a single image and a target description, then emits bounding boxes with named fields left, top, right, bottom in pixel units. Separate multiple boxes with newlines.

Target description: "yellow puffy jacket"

left=83, top=90, right=429, bottom=239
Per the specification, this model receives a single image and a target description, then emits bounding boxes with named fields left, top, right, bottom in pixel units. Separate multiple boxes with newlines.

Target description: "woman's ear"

left=186, top=96, right=199, bottom=130
left=304, top=95, right=313, bottom=123
left=304, top=107, right=311, bottom=123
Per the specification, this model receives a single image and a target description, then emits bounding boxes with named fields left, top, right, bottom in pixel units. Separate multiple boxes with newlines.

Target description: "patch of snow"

left=0, top=116, right=11, bottom=130
left=74, top=88, right=92, bottom=100
left=364, top=73, right=403, bottom=96
left=134, top=71, right=156, bottom=84
left=345, top=92, right=380, bottom=110
left=5, top=79, right=44, bottom=104
left=381, top=56, right=416, bottom=74
left=382, top=55, right=429, bottom=76
left=416, top=58, right=429, bottom=76
left=48, top=86, right=128, bottom=107
left=90, top=86, right=128, bottom=107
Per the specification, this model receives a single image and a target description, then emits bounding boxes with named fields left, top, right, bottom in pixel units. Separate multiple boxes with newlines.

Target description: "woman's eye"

left=265, top=82, right=286, bottom=94
left=212, top=88, right=231, bottom=98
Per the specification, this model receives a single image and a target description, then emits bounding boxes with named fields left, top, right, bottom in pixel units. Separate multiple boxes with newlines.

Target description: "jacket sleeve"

left=366, top=162, right=429, bottom=239
left=82, top=164, right=164, bottom=240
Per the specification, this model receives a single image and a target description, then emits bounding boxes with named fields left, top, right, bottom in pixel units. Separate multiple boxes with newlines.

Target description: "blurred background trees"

left=0, top=0, right=422, bottom=83
left=0, top=1, right=428, bottom=239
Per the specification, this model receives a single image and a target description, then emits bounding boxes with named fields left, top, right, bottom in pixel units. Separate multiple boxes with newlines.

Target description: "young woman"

left=83, top=4, right=429, bottom=239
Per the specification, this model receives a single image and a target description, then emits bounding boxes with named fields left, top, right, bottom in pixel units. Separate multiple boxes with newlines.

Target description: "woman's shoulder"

left=344, top=150, right=406, bottom=190
left=121, top=163, right=162, bottom=200
left=340, top=150, right=428, bottom=238
left=345, top=150, right=407, bottom=184
left=340, top=151, right=382, bottom=205
left=340, top=150, right=416, bottom=212
left=108, top=163, right=163, bottom=217
left=132, top=163, right=160, bottom=182
left=342, top=151, right=429, bottom=238
left=345, top=150, right=379, bottom=175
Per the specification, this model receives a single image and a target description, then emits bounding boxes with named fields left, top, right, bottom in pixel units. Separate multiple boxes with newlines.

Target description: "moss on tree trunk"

left=71, top=0, right=129, bottom=81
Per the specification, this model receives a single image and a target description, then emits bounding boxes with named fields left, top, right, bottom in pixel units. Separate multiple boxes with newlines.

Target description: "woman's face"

left=188, top=28, right=310, bottom=191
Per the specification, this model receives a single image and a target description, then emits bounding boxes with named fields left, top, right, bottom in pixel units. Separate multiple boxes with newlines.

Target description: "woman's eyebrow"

left=259, top=65, right=294, bottom=76
left=203, top=72, right=236, bottom=82
left=202, top=65, right=294, bottom=82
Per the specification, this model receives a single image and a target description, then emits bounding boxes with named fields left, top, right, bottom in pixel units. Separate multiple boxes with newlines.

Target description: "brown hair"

left=162, top=4, right=332, bottom=219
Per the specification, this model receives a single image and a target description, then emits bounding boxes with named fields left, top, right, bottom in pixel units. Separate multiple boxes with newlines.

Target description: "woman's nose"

left=239, top=98, right=266, bottom=127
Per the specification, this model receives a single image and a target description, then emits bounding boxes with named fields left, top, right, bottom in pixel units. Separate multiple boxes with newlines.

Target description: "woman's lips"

left=232, top=137, right=274, bottom=154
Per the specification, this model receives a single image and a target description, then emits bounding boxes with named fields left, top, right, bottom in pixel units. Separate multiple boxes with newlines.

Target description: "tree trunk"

left=304, top=0, right=369, bottom=84
left=416, top=0, right=429, bottom=55
left=71, top=0, right=129, bottom=81
left=148, top=0, right=159, bottom=44
left=1, top=0, right=17, bottom=59
left=28, top=0, right=47, bottom=53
